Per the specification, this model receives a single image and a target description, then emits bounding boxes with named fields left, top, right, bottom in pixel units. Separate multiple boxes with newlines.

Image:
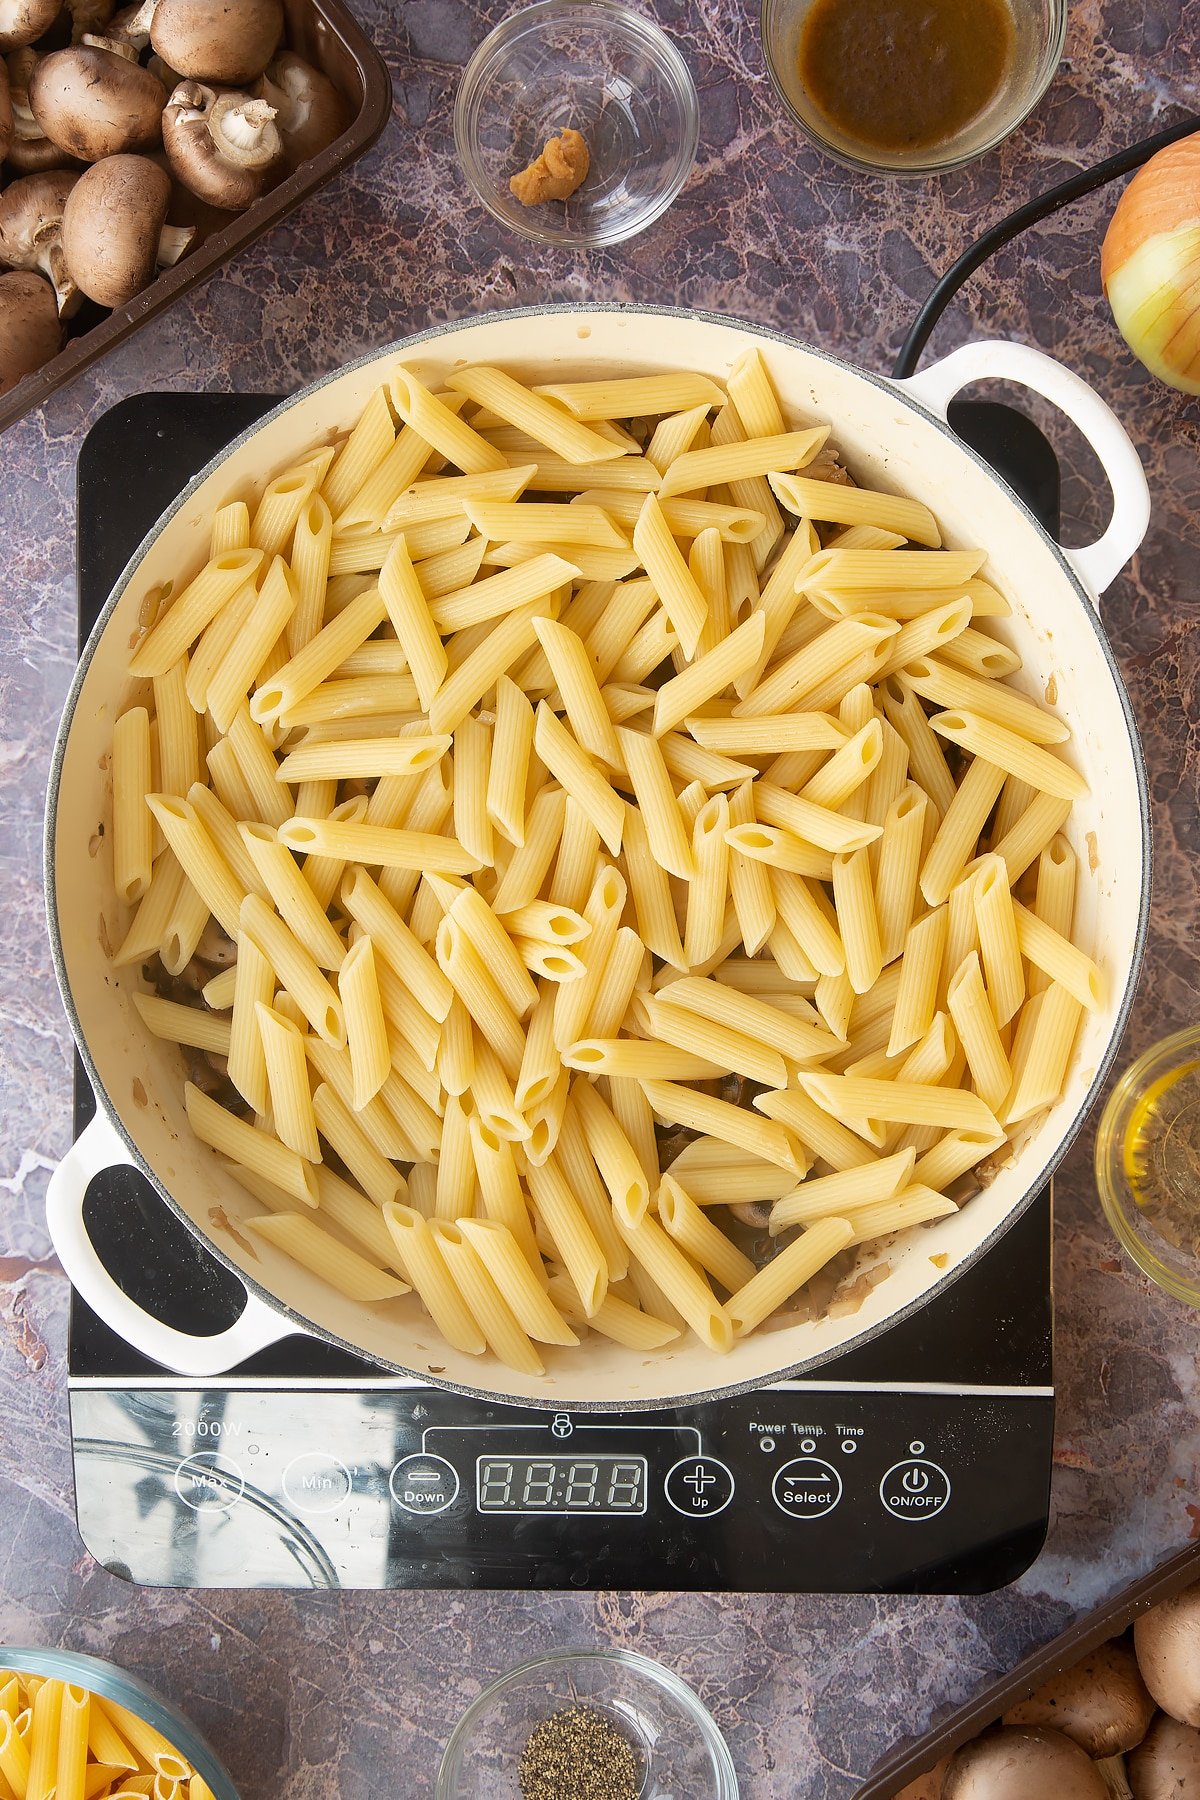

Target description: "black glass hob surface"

left=67, top=392, right=1057, bottom=1593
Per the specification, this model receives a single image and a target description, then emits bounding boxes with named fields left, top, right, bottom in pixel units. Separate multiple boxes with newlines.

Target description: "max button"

left=879, top=1458, right=951, bottom=1521
left=174, top=1452, right=244, bottom=1512
left=664, top=1456, right=735, bottom=1518
left=390, top=1453, right=460, bottom=1516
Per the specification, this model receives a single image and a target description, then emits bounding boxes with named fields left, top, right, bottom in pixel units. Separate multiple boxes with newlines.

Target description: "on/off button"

left=879, top=1458, right=951, bottom=1521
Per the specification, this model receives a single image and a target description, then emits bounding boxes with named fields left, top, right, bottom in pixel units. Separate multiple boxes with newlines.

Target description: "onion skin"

left=1102, top=134, right=1200, bottom=395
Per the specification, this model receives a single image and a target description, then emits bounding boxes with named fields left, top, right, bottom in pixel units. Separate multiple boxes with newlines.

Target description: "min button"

left=282, top=1453, right=352, bottom=1516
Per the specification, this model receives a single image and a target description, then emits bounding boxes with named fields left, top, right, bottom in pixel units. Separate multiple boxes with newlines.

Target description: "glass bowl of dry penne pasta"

left=46, top=306, right=1151, bottom=1410
left=0, top=1650, right=240, bottom=1800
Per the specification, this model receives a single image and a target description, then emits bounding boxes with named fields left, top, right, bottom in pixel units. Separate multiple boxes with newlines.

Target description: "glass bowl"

left=0, top=1647, right=241, bottom=1799
left=454, top=1, right=699, bottom=247
left=436, top=1647, right=739, bottom=1799
left=760, top=0, right=1067, bottom=176
left=1095, top=1025, right=1200, bottom=1307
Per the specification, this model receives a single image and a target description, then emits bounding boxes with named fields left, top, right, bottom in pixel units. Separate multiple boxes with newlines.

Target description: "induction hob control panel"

left=70, top=1380, right=1051, bottom=1592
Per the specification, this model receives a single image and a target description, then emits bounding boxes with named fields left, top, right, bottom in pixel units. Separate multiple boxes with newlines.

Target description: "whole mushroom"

left=149, top=0, right=284, bottom=86
left=896, top=1755, right=953, bottom=1798
left=0, top=54, right=11, bottom=162
left=0, top=170, right=80, bottom=314
left=1128, top=1715, right=1200, bottom=1799
left=0, top=0, right=59, bottom=53
left=1136, top=1587, right=1200, bottom=1726
left=29, top=39, right=166, bottom=161
left=67, top=0, right=117, bottom=38
left=1004, top=1640, right=1157, bottom=1758
left=0, top=268, right=60, bottom=393
left=943, top=1726, right=1111, bottom=1799
left=5, top=47, right=74, bottom=173
left=162, top=80, right=282, bottom=210
left=256, top=50, right=348, bottom=169
left=60, top=153, right=193, bottom=306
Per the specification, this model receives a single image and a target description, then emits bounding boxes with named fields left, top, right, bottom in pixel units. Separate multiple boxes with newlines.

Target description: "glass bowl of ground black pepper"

left=760, top=0, right=1066, bottom=175
left=435, top=1647, right=739, bottom=1799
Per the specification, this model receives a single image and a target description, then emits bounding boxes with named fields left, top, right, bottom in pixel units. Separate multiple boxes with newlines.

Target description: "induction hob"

left=66, top=391, right=1057, bottom=1593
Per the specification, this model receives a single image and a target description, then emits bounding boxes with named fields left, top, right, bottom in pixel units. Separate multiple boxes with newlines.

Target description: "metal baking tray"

left=858, top=1540, right=1200, bottom=1795
left=0, top=0, right=390, bottom=434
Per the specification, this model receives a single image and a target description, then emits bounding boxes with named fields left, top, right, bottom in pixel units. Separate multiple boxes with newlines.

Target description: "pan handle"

left=46, top=1111, right=304, bottom=1377
left=895, top=338, right=1151, bottom=603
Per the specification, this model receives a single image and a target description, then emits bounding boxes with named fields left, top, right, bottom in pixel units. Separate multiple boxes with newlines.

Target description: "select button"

left=771, top=1457, right=843, bottom=1520
left=390, top=1452, right=460, bottom=1516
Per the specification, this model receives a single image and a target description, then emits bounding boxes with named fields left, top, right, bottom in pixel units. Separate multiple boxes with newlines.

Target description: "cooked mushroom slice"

left=149, top=0, right=284, bottom=85
left=257, top=50, right=349, bottom=169
left=0, top=170, right=81, bottom=314
left=67, top=0, right=117, bottom=39
left=0, top=0, right=59, bottom=53
left=944, top=1726, right=1110, bottom=1799
left=162, top=80, right=282, bottom=210
left=29, top=41, right=166, bottom=161
left=60, top=153, right=194, bottom=307
left=0, top=55, right=10, bottom=162
left=1004, top=1640, right=1156, bottom=1758
left=0, top=268, right=60, bottom=394
left=1136, top=1585, right=1200, bottom=1726
left=1129, top=1715, right=1200, bottom=1798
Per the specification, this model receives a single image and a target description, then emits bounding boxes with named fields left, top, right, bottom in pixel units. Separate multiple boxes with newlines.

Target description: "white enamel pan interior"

left=45, top=306, right=1151, bottom=1408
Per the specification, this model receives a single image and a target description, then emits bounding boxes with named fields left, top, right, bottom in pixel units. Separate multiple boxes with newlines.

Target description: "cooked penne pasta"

left=725, top=1217, right=854, bottom=1336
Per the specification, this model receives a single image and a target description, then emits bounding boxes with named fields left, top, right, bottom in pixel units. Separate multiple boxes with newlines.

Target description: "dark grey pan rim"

left=44, top=302, right=1153, bottom=1411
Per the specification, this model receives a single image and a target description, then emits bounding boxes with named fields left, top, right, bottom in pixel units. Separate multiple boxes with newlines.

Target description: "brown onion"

left=1102, top=133, right=1200, bottom=395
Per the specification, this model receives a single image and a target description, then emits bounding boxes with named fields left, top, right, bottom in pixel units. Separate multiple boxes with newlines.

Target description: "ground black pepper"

left=518, top=1704, right=641, bottom=1800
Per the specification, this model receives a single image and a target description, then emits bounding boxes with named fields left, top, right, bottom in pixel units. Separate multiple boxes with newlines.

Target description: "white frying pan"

left=44, top=306, right=1151, bottom=1409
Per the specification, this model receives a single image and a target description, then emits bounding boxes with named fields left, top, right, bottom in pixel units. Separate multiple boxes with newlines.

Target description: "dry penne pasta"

left=108, top=357, right=1101, bottom=1374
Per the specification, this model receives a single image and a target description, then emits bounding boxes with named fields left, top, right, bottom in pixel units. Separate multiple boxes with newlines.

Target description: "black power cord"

left=892, top=112, right=1200, bottom=378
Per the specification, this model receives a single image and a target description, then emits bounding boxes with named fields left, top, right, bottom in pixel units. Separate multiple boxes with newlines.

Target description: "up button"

left=879, top=1446, right=951, bottom=1522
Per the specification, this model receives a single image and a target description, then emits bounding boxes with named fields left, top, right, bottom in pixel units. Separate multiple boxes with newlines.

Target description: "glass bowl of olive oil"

left=1095, top=1025, right=1200, bottom=1307
left=760, top=0, right=1066, bottom=176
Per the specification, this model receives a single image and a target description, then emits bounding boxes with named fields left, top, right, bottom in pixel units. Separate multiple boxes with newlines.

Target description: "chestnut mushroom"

left=5, top=47, right=74, bottom=173
left=0, top=268, right=60, bottom=393
left=943, top=1726, right=1110, bottom=1799
left=1129, top=1715, right=1200, bottom=1799
left=1004, top=1640, right=1157, bottom=1759
left=0, top=170, right=80, bottom=314
left=162, top=79, right=282, bottom=210
left=60, top=153, right=193, bottom=306
left=0, top=0, right=59, bottom=53
left=895, top=1754, right=952, bottom=1798
left=0, top=54, right=11, bottom=162
left=256, top=50, right=348, bottom=169
left=146, top=0, right=284, bottom=86
left=1136, top=1585, right=1200, bottom=1727
left=29, top=39, right=166, bottom=161
left=67, top=0, right=117, bottom=39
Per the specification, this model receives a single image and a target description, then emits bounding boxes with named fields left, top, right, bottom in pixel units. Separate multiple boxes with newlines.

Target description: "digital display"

left=476, top=1455, right=648, bottom=1514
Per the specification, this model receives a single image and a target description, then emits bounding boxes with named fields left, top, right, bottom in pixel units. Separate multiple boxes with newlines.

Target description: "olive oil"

left=1124, top=1057, right=1200, bottom=1255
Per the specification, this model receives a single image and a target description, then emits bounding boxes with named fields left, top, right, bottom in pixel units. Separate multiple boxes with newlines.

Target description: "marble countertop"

left=1, top=2, right=1199, bottom=1794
